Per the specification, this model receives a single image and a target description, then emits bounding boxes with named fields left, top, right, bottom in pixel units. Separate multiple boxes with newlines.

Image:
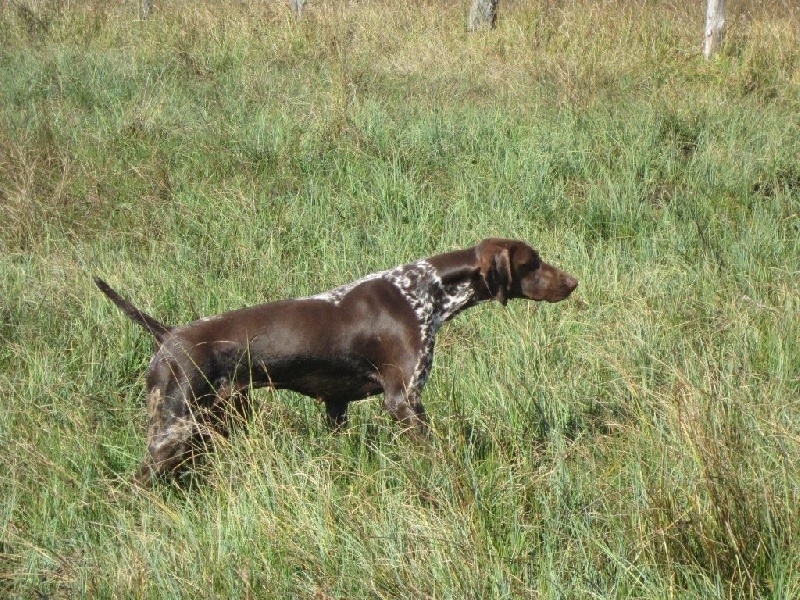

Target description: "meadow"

left=1, top=0, right=798, bottom=597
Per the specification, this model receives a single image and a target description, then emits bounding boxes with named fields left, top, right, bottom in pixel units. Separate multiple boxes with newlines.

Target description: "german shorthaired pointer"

left=96, top=238, right=577, bottom=486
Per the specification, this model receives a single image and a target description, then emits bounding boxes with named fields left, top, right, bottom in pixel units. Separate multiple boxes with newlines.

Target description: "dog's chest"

left=305, top=260, right=476, bottom=391
left=386, top=262, right=476, bottom=389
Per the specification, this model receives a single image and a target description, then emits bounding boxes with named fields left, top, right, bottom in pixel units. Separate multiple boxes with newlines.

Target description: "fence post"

left=467, top=0, right=499, bottom=32
left=703, top=0, right=726, bottom=59
left=289, top=0, right=306, bottom=18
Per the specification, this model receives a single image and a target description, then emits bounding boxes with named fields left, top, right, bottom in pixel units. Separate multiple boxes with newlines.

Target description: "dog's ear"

left=479, top=244, right=513, bottom=306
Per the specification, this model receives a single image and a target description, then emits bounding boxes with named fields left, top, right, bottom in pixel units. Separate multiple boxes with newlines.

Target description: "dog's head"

left=477, top=238, right=578, bottom=306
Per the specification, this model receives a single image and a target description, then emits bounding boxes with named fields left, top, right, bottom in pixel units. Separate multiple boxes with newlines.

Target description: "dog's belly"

left=250, top=353, right=384, bottom=402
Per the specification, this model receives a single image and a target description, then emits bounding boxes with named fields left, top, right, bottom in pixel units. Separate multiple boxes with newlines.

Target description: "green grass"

left=1, top=1, right=799, bottom=597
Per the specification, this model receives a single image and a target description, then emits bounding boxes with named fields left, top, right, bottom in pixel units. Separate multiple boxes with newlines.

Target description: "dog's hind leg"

left=323, top=398, right=350, bottom=430
left=134, top=387, right=196, bottom=487
left=208, top=378, right=252, bottom=437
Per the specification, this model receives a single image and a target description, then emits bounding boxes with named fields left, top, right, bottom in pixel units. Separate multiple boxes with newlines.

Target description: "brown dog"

left=97, top=239, right=578, bottom=486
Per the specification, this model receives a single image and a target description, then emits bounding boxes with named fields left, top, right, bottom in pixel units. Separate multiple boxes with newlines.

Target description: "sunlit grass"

left=1, top=1, right=798, bottom=597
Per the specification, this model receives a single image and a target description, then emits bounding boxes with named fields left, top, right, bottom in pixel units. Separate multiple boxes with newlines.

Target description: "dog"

left=96, top=238, right=578, bottom=486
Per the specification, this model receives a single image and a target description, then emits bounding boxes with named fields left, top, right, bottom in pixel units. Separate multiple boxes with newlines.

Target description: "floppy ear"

left=479, top=245, right=513, bottom=306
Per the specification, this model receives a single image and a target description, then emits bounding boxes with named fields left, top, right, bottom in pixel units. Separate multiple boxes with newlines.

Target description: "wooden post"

left=290, top=0, right=306, bottom=18
left=467, top=0, right=499, bottom=32
left=703, top=0, right=726, bottom=59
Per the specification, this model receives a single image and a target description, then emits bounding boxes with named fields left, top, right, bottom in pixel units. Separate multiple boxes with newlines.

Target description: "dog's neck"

left=415, top=253, right=492, bottom=326
left=427, top=247, right=494, bottom=306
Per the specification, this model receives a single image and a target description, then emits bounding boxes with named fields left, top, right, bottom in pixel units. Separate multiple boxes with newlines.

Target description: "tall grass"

left=1, top=1, right=798, bottom=597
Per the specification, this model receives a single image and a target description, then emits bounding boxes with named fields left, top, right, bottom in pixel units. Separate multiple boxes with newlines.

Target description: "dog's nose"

left=564, top=276, right=578, bottom=292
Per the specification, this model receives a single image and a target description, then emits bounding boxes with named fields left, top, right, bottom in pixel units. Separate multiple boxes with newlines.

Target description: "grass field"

left=1, top=0, right=799, bottom=597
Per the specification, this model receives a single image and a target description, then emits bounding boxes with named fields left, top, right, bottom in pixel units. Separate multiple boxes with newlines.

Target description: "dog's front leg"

left=382, top=386, right=429, bottom=439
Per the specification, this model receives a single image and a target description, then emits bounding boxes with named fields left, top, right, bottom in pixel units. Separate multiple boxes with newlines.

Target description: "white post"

left=141, top=0, right=152, bottom=20
left=703, top=0, right=726, bottom=59
left=467, top=0, right=499, bottom=32
left=289, top=0, right=306, bottom=18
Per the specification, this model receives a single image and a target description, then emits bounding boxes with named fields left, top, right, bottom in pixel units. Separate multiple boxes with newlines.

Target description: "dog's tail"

left=94, top=277, right=173, bottom=343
